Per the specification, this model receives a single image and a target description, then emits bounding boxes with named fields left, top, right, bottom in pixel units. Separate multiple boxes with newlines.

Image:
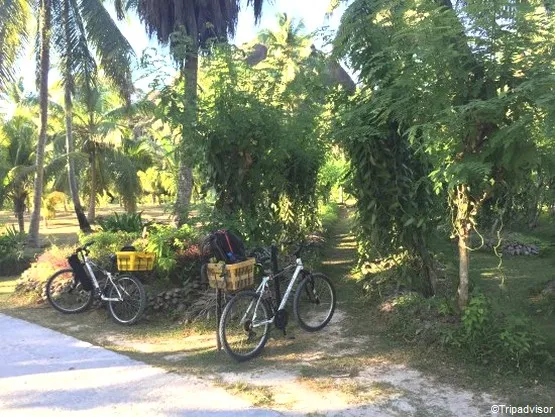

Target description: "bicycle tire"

left=107, top=274, right=146, bottom=325
left=219, top=290, right=271, bottom=362
left=45, top=268, right=94, bottom=314
left=293, top=272, right=336, bottom=332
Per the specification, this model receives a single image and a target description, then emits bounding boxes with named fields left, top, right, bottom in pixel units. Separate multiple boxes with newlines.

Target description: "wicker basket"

left=206, top=258, right=256, bottom=291
left=116, top=251, right=155, bottom=271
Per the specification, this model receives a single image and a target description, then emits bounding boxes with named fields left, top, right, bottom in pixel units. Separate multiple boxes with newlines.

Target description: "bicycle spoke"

left=108, top=275, right=146, bottom=324
left=294, top=273, right=336, bottom=331
left=46, top=270, right=93, bottom=314
left=220, top=291, right=270, bottom=361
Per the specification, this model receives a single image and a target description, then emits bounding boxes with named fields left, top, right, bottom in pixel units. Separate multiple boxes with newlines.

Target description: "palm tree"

left=26, top=0, right=52, bottom=246
left=71, top=84, right=146, bottom=221
left=131, top=0, right=265, bottom=224
left=0, top=114, right=37, bottom=233
left=255, top=13, right=355, bottom=93
left=258, top=13, right=310, bottom=61
left=1, top=0, right=134, bottom=243
left=57, top=0, right=134, bottom=231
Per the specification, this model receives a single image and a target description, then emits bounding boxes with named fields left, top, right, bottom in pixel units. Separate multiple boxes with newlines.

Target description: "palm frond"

left=247, top=0, right=264, bottom=23
left=0, top=0, right=32, bottom=91
left=79, top=0, right=135, bottom=101
left=134, top=0, right=265, bottom=49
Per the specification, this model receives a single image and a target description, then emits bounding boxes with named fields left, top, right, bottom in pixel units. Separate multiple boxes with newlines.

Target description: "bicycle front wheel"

left=45, top=268, right=94, bottom=314
left=107, top=274, right=146, bottom=325
left=294, top=272, right=336, bottom=332
left=219, top=290, right=271, bottom=362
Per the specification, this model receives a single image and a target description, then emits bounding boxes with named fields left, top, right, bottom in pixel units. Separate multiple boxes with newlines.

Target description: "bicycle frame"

left=81, top=254, right=123, bottom=302
left=248, top=257, right=304, bottom=328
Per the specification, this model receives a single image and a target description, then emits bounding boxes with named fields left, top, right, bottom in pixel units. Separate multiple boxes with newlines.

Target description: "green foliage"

left=0, top=108, right=38, bottom=224
left=444, top=294, right=551, bottom=370
left=97, top=212, right=147, bottom=233
left=334, top=0, right=555, bottom=303
left=457, top=294, right=493, bottom=353
left=79, top=230, right=140, bottom=267
left=0, top=0, right=31, bottom=90
left=140, top=223, right=201, bottom=284
left=190, top=44, right=331, bottom=242
left=317, top=150, right=348, bottom=203
left=385, top=292, right=552, bottom=371
left=318, top=202, right=340, bottom=235
left=78, top=223, right=201, bottom=285
left=333, top=102, right=439, bottom=294
left=359, top=252, right=427, bottom=298
left=0, top=225, right=28, bottom=275
left=0, top=225, right=25, bottom=257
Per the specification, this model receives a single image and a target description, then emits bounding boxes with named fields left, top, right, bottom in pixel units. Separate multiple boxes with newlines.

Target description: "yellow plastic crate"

left=116, top=251, right=155, bottom=271
left=207, top=258, right=256, bottom=291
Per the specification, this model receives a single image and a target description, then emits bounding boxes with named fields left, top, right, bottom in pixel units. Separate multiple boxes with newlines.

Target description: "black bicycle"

left=45, top=241, right=146, bottom=325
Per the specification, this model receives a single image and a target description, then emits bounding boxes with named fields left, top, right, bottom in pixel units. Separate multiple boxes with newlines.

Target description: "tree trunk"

left=457, top=231, right=470, bottom=310
left=88, top=147, right=96, bottom=223
left=124, top=197, right=137, bottom=214
left=28, top=0, right=52, bottom=247
left=454, top=184, right=473, bottom=310
left=174, top=46, right=198, bottom=226
left=14, top=196, right=25, bottom=234
left=16, top=210, right=25, bottom=234
left=64, top=0, right=92, bottom=233
left=415, top=236, right=437, bottom=297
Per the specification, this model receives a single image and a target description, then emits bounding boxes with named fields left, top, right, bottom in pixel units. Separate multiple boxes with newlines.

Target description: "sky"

left=11, top=0, right=346, bottom=98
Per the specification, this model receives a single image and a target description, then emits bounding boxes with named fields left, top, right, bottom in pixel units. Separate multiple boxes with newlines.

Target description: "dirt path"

left=2, top=207, right=504, bottom=416
left=209, top=207, right=500, bottom=416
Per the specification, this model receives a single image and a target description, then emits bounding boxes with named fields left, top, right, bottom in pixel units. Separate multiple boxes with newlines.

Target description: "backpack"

left=67, top=254, right=94, bottom=291
left=201, top=229, right=247, bottom=264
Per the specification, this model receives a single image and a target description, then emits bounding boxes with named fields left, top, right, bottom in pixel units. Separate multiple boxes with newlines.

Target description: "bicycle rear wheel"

left=219, top=290, right=271, bottom=362
left=107, top=274, right=146, bottom=325
left=294, top=272, right=336, bottom=332
left=45, top=268, right=94, bottom=314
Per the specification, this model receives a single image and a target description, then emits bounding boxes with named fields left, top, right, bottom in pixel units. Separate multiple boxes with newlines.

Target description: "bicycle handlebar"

left=269, top=241, right=316, bottom=273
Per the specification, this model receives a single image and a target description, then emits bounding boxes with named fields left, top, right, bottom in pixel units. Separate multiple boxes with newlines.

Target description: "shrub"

left=382, top=292, right=552, bottom=371
left=171, top=244, right=203, bottom=286
left=79, top=230, right=141, bottom=268
left=0, top=226, right=29, bottom=276
left=382, top=292, right=451, bottom=346
left=443, top=294, right=551, bottom=370
left=16, top=246, right=74, bottom=297
left=140, top=223, right=202, bottom=284
left=97, top=212, right=147, bottom=233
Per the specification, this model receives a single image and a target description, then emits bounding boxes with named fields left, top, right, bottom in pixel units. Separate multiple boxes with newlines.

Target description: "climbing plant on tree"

left=195, top=45, right=328, bottom=242
left=334, top=0, right=555, bottom=307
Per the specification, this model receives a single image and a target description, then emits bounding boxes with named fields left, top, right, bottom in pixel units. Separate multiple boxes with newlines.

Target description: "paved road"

left=0, top=314, right=282, bottom=417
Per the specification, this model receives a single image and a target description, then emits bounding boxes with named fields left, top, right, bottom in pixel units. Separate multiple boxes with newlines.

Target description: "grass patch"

left=214, top=379, right=275, bottom=407
left=0, top=275, right=17, bottom=296
left=298, top=376, right=401, bottom=404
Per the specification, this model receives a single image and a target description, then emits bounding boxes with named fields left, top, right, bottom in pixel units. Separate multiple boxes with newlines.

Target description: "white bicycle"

left=45, top=241, right=147, bottom=325
left=218, top=243, right=336, bottom=361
